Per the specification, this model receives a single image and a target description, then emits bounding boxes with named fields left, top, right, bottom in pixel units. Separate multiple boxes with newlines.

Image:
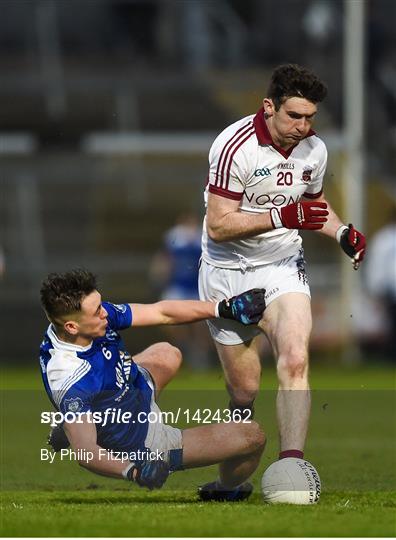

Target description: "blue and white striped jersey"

left=39, top=302, right=153, bottom=452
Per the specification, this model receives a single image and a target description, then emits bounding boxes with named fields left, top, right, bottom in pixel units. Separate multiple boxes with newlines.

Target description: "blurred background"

left=1, top=0, right=395, bottom=367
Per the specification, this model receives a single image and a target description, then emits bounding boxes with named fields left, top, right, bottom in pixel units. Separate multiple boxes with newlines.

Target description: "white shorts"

left=138, top=366, right=183, bottom=456
left=198, top=250, right=311, bottom=345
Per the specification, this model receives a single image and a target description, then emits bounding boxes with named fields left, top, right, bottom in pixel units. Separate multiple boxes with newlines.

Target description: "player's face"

left=264, top=97, right=317, bottom=149
left=77, top=291, right=109, bottom=339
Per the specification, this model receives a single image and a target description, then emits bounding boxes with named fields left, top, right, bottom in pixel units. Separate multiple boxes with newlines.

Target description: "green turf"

left=1, top=363, right=395, bottom=537
left=2, top=490, right=395, bottom=537
left=2, top=362, right=395, bottom=390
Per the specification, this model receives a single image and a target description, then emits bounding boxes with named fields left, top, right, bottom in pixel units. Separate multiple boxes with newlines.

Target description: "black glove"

left=217, top=288, right=266, bottom=325
left=47, top=424, right=70, bottom=452
left=338, top=223, right=366, bottom=270
left=126, top=457, right=169, bottom=490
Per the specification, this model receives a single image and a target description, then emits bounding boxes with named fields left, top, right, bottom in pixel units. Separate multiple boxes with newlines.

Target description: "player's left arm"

left=303, top=192, right=366, bottom=269
left=129, top=289, right=266, bottom=327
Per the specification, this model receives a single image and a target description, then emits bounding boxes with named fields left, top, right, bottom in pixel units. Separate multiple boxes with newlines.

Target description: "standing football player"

left=40, top=269, right=266, bottom=497
left=198, top=63, right=366, bottom=500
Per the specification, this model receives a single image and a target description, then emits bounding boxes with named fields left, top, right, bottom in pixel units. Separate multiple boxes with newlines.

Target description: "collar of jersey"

left=47, top=324, right=93, bottom=352
left=253, top=107, right=315, bottom=159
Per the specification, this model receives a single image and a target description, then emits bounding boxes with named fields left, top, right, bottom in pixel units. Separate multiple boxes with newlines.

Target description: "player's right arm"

left=207, top=192, right=274, bottom=242
left=207, top=192, right=329, bottom=242
left=64, top=416, right=126, bottom=479
left=206, top=132, right=275, bottom=241
left=64, top=417, right=169, bottom=489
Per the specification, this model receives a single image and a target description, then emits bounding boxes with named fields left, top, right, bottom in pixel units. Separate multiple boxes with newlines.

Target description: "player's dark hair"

left=268, top=64, right=327, bottom=110
left=40, top=269, right=97, bottom=322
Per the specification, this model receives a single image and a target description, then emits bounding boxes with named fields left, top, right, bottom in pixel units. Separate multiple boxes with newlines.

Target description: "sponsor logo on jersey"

left=115, top=350, right=132, bottom=390
left=301, top=167, right=313, bottom=183
left=64, top=397, right=84, bottom=413
left=277, top=163, right=295, bottom=169
left=40, top=356, right=46, bottom=373
left=244, top=191, right=301, bottom=207
left=254, top=167, right=271, bottom=177
left=114, top=384, right=130, bottom=402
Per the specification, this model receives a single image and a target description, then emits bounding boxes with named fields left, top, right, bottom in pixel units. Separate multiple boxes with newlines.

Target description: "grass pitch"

left=1, top=363, right=395, bottom=537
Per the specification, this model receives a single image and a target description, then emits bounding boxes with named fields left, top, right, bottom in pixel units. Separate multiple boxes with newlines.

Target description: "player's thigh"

left=182, top=421, right=265, bottom=467
left=259, top=292, right=312, bottom=357
left=215, top=335, right=262, bottom=390
left=134, top=342, right=182, bottom=396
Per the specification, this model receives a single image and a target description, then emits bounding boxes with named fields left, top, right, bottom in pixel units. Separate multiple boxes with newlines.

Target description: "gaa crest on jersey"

left=254, top=167, right=271, bottom=177
left=301, top=167, right=313, bottom=184
left=64, top=397, right=84, bottom=413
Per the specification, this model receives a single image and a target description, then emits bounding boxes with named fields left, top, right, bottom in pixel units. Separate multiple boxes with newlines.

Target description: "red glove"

left=270, top=201, right=329, bottom=230
left=337, top=224, right=366, bottom=270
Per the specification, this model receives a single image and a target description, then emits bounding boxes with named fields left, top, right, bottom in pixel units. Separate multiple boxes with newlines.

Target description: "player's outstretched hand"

left=271, top=201, right=329, bottom=230
left=217, top=288, right=266, bottom=325
left=126, top=458, right=170, bottom=490
left=338, top=223, right=366, bottom=270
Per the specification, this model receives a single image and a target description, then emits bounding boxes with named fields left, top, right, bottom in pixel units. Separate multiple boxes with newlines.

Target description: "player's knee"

left=228, top=382, right=259, bottom=406
left=241, top=421, right=266, bottom=453
left=277, top=350, right=308, bottom=382
left=157, top=342, right=183, bottom=372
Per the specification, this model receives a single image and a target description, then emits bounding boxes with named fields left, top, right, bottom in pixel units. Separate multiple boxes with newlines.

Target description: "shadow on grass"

left=51, top=495, right=195, bottom=504
left=49, top=492, right=262, bottom=505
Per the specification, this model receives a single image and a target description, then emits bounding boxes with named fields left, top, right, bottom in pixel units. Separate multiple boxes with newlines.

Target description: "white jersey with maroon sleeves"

left=201, top=108, right=328, bottom=268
